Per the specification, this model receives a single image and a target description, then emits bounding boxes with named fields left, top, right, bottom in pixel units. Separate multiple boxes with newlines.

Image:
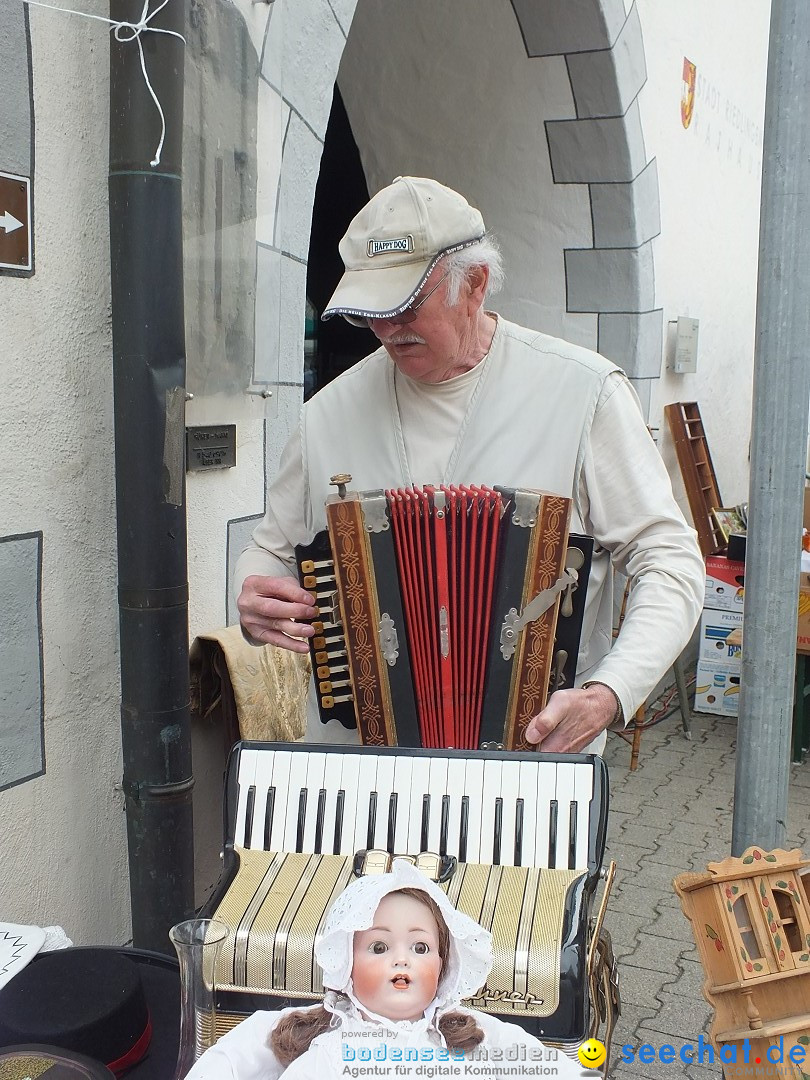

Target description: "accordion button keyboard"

left=233, top=748, right=594, bottom=871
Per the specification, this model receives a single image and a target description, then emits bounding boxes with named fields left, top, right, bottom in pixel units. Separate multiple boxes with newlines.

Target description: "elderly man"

left=236, top=176, right=703, bottom=754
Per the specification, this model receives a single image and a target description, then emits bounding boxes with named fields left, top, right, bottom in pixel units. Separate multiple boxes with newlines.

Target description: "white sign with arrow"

left=0, top=171, right=32, bottom=271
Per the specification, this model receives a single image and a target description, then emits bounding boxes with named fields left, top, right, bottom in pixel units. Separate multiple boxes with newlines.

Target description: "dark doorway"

left=305, top=87, right=378, bottom=398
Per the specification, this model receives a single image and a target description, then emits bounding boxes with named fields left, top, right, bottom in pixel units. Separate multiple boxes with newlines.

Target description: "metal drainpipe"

left=109, top=0, right=195, bottom=950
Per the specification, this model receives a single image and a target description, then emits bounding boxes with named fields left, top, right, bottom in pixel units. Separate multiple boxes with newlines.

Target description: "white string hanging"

left=23, top=0, right=185, bottom=167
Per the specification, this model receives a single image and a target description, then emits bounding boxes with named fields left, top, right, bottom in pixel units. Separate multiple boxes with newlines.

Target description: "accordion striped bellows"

left=299, top=481, right=589, bottom=750
left=386, top=485, right=505, bottom=750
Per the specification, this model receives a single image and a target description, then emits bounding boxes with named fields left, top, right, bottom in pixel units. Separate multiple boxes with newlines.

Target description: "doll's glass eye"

left=370, top=941, right=388, bottom=954
left=412, top=942, right=429, bottom=955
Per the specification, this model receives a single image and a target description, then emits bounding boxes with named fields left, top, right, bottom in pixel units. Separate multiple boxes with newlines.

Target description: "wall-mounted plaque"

left=186, top=425, right=237, bottom=471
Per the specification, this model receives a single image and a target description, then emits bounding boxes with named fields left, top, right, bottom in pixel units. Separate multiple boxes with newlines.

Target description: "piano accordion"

left=203, top=742, right=613, bottom=1046
left=297, top=481, right=592, bottom=750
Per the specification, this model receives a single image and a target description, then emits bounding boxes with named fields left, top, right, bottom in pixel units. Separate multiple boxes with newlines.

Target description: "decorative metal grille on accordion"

left=297, top=479, right=592, bottom=751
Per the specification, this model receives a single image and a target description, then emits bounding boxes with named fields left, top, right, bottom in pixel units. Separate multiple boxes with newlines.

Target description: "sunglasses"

left=341, top=270, right=450, bottom=329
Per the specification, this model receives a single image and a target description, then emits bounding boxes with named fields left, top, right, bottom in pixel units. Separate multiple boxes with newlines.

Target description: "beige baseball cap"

left=322, top=176, right=485, bottom=321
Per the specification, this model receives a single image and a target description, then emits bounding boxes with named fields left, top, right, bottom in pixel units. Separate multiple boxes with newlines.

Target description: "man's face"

left=367, top=266, right=485, bottom=384
left=351, top=891, right=443, bottom=1022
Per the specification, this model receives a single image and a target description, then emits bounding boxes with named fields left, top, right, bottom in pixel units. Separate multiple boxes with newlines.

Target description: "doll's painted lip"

left=391, top=975, right=411, bottom=988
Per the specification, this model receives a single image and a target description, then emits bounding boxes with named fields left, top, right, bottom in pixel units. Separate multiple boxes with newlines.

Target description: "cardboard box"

left=704, top=555, right=745, bottom=612
left=798, top=576, right=810, bottom=653
left=699, top=608, right=743, bottom=665
left=695, top=659, right=741, bottom=716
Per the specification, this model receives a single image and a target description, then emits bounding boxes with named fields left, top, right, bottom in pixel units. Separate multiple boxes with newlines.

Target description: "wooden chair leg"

left=629, top=705, right=644, bottom=771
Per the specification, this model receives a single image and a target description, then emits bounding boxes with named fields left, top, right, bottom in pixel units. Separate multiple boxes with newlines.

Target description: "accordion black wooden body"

left=297, top=483, right=592, bottom=750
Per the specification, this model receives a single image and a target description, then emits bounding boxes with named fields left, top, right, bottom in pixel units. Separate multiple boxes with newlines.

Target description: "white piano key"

left=461, top=758, right=484, bottom=863
left=444, top=758, right=467, bottom=858
left=281, top=752, right=311, bottom=852
left=372, top=756, right=396, bottom=851
left=234, top=747, right=259, bottom=849
left=391, top=756, right=414, bottom=854
left=320, top=753, right=345, bottom=854
left=499, top=761, right=521, bottom=866
left=353, top=755, right=381, bottom=853
left=479, top=760, right=503, bottom=864
left=533, top=762, right=553, bottom=868
left=554, top=762, right=576, bottom=869
left=336, top=754, right=361, bottom=854
left=406, top=758, right=432, bottom=854
left=301, top=753, right=327, bottom=853
left=257, top=749, right=289, bottom=852
left=425, top=756, right=449, bottom=853
left=517, top=761, right=538, bottom=868
left=572, top=761, right=594, bottom=869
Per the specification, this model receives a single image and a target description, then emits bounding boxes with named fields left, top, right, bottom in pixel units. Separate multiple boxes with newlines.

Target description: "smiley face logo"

left=577, top=1038, right=607, bottom=1070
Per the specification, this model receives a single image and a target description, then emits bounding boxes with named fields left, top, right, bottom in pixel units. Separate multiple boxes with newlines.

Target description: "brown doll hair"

left=270, top=887, right=484, bottom=1065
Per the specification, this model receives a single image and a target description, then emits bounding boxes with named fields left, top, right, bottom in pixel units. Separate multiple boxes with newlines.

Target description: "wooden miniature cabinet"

left=676, top=848, right=810, bottom=1077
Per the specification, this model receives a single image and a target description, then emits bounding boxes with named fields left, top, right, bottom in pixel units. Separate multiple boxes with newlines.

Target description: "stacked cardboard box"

left=694, top=555, right=745, bottom=715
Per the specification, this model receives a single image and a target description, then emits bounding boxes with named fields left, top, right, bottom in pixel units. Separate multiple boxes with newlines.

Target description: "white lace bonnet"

left=315, top=858, right=493, bottom=1011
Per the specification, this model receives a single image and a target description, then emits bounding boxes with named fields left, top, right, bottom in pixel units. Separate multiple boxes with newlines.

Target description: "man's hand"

left=237, top=575, right=318, bottom=653
left=524, top=683, right=619, bottom=753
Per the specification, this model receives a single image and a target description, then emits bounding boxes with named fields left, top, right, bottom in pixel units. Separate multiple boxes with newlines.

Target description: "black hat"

left=0, top=947, right=180, bottom=1078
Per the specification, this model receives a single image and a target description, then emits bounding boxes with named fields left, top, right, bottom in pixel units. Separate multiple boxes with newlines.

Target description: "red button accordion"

left=297, top=480, right=592, bottom=751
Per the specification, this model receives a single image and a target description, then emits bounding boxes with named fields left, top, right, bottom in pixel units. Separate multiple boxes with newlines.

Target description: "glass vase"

left=169, top=918, right=229, bottom=1079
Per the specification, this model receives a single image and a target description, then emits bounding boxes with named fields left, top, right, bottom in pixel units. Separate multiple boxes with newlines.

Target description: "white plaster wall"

left=0, top=11, right=130, bottom=943
left=637, top=0, right=770, bottom=508
left=338, top=0, right=596, bottom=350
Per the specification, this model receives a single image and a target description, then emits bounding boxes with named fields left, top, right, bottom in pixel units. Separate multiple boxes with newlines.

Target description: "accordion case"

left=297, top=482, right=592, bottom=751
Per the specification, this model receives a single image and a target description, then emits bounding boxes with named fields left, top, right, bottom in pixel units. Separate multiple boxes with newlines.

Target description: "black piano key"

left=387, top=794, right=398, bottom=853
left=263, top=787, right=275, bottom=851
left=568, top=801, right=578, bottom=870
left=420, top=795, right=430, bottom=852
left=514, top=798, right=524, bottom=866
left=459, top=796, right=469, bottom=863
left=367, top=791, right=378, bottom=850
left=314, top=789, right=326, bottom=854
left=244, top=785, right=256, bottom=848
left=334, top=790, right=345, bottom=855
left=548, top=799, right=559, bottom=869
left=296, top=788, right=307, bottom=852
left=439, top=795, right=450, bottom=857
left=493, top=798, right=503, bottom=864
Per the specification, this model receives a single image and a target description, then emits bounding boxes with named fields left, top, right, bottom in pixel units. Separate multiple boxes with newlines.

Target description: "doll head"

left=351, top=888, right=447, bottom=1022
left=315, top=859, right=492, bottom=1023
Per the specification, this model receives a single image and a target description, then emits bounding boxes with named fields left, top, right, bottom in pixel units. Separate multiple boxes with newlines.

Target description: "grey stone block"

left=282, top=0, right=347, bottom=137
left=510, top=0, right=627, bottom=56
left=325, top=0, right=357, bottom=37
left=0, top=3, right=31, bottom=175
left=547, top=100, right=647, bottom=183
left=567, top=3, right=646, bottom=118
left=227, top=514, right=264, bottom=624
left=566, top=242, right=655, bottom=313
left=599, top=309, right=662, bottom=378
left=630, top=378, right=656, bottom=423
left=276, top=112, right=322, bottom=261
left=592, top=159, right=661, bottom=248
left=254, top=247, right=307, bottom=385
left=0, top=533, right=44, bottom=790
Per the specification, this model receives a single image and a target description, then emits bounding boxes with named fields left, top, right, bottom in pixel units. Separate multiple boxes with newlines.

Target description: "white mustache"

left=384, top=333, right=425, bottom=346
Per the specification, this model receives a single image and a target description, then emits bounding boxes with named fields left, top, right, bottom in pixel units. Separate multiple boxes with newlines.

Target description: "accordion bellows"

left=299, top=483, right=589, bottom=751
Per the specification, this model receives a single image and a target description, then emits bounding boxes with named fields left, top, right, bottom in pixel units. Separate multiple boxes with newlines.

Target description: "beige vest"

left=300, top=318, right=623, bottom=700
left=302, top=317, right=620, bottom=530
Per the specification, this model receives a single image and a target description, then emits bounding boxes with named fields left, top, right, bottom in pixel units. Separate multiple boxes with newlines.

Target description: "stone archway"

left=250, top=0, right=661, bottom=417
left=511, top=0, right=662, bottom=416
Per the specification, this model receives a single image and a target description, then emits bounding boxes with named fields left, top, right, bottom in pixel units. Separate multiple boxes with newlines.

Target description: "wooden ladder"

left=664, top=401, right=725, bottom=556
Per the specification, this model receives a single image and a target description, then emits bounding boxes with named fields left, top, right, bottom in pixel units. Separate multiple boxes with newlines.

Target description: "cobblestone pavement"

left=600, top=705, right=810, bottom=1079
